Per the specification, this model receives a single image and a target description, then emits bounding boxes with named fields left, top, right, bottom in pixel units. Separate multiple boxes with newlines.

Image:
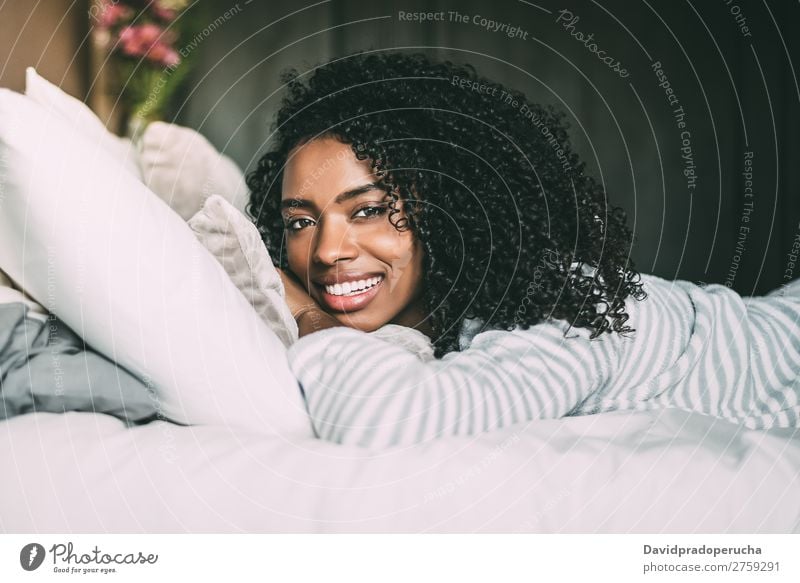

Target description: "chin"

left=334, top=313, right=386, bottom=333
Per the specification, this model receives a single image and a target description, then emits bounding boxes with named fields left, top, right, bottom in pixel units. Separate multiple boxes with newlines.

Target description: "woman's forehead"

left=282, top=138, right=378, bottom=204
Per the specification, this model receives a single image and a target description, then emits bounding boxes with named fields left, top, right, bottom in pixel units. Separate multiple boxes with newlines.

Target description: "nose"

left=311, top=215, right=358, bottom=265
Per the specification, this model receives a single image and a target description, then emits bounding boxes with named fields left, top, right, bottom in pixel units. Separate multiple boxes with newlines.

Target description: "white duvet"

left=2, top=408, right=798, bottom=533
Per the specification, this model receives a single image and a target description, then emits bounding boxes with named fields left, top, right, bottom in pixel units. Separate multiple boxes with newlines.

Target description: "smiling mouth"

left=322, top=275, right=384, bottom=296
left=314, top=275, right=385, bottom=312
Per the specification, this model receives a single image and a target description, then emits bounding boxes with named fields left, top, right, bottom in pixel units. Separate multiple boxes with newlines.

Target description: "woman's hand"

left=276, top=267, right=317, bottom=317
left=276, top=268, right=345, bottom=337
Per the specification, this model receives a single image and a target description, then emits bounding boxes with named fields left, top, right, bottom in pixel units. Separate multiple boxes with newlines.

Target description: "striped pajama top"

left=285, top=273, right=800, bottom=448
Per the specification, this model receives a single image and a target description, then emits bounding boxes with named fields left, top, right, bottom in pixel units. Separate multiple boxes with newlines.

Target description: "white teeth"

left=324, top=275, right=383, bottom=296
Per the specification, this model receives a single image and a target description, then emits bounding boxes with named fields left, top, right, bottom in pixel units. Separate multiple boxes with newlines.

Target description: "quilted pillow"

left=188, top=195, right=298, bottom=348
left=137, top=121, right=249, bottom=220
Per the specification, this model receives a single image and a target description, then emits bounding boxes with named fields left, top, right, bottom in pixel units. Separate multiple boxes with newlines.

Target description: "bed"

left=1, top=70, right=798, bottom=533
left=3, top=408, right=799, bottom=532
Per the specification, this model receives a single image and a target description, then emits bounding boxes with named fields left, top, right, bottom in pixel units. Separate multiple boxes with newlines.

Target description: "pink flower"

left=118, top=23, right=181, bottom=67
left=119, top=23, right=161, bottom=55
left=147, top=43, right=181, bottom=67
left=97, top=1, right=132, bottom=28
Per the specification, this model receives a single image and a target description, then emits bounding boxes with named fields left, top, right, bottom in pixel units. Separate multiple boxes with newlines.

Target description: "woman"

left=247, top=51, right=800, bottom=448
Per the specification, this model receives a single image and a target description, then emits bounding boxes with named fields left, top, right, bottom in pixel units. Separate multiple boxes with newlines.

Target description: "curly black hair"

left=246, top=50, right=647, bottom=358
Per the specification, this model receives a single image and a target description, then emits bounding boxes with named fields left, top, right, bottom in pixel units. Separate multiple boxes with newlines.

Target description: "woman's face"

left=280, top=137, right=427, bottom=333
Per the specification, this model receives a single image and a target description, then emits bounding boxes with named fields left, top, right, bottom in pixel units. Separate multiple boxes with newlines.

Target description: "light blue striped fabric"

left=286, top=273, right=800, bottom=448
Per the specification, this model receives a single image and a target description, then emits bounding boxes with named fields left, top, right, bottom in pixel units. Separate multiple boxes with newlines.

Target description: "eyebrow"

left=280, top=183, right=387, bottom=212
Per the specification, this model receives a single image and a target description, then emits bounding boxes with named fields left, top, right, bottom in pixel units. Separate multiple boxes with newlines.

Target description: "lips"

left=315, top=275, right=384, bottom=312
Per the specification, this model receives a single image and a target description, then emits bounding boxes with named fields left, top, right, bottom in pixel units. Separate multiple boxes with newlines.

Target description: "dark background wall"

left=176, top=0, right=800, bottom=296
left=3, top=0, right=798, bottom=296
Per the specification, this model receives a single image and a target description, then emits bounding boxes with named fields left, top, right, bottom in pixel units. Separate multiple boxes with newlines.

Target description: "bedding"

left=187, top=194, right=298, bottom=349
left=0, top=87, right=311, bottom=438
left=23, top=67, right=141, bottom=179
left=0, top=302, right=159, bottom=424
left=0, top=196, right=300, bottom=427
left=0, top=269, right=46, bottom=321
left=0, top=408, right=798, bottom=532
left=24, top=67, right=245, bottom=222
left=0, top=194, right=301, bottom=426
left=137, top=121, right=250, bottom=219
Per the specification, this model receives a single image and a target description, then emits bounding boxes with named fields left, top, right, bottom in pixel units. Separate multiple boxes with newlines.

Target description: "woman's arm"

left=295, top=305, right=345, bottom=337
left=285, top=320, right=622, bottom=448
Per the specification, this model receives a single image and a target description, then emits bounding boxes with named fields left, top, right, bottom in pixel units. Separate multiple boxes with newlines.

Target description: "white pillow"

left=26, top=68, right=245, bottom=222
left=24, top=67, right=141, bottom=179
left=0, top=88, right=313, bottom=438
left=188, top=195, right=298, bottom=348
left=138, top=121, right=250, bottom=220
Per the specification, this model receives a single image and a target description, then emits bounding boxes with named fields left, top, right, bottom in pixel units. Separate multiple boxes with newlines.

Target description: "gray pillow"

left=0, top=302, right=160, bottom=425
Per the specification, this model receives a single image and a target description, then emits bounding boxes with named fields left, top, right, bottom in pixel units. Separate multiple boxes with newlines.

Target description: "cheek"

left=369, top=228, right=416, bottom=270
left=374, top=233, right=423, bottom=295
left=285, top=238, right=310, bottom=275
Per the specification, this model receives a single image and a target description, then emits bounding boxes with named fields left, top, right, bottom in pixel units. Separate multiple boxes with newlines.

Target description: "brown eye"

left=353, top=205, right=388, bottom=219
left=286, top=217, right=315, bottom=231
